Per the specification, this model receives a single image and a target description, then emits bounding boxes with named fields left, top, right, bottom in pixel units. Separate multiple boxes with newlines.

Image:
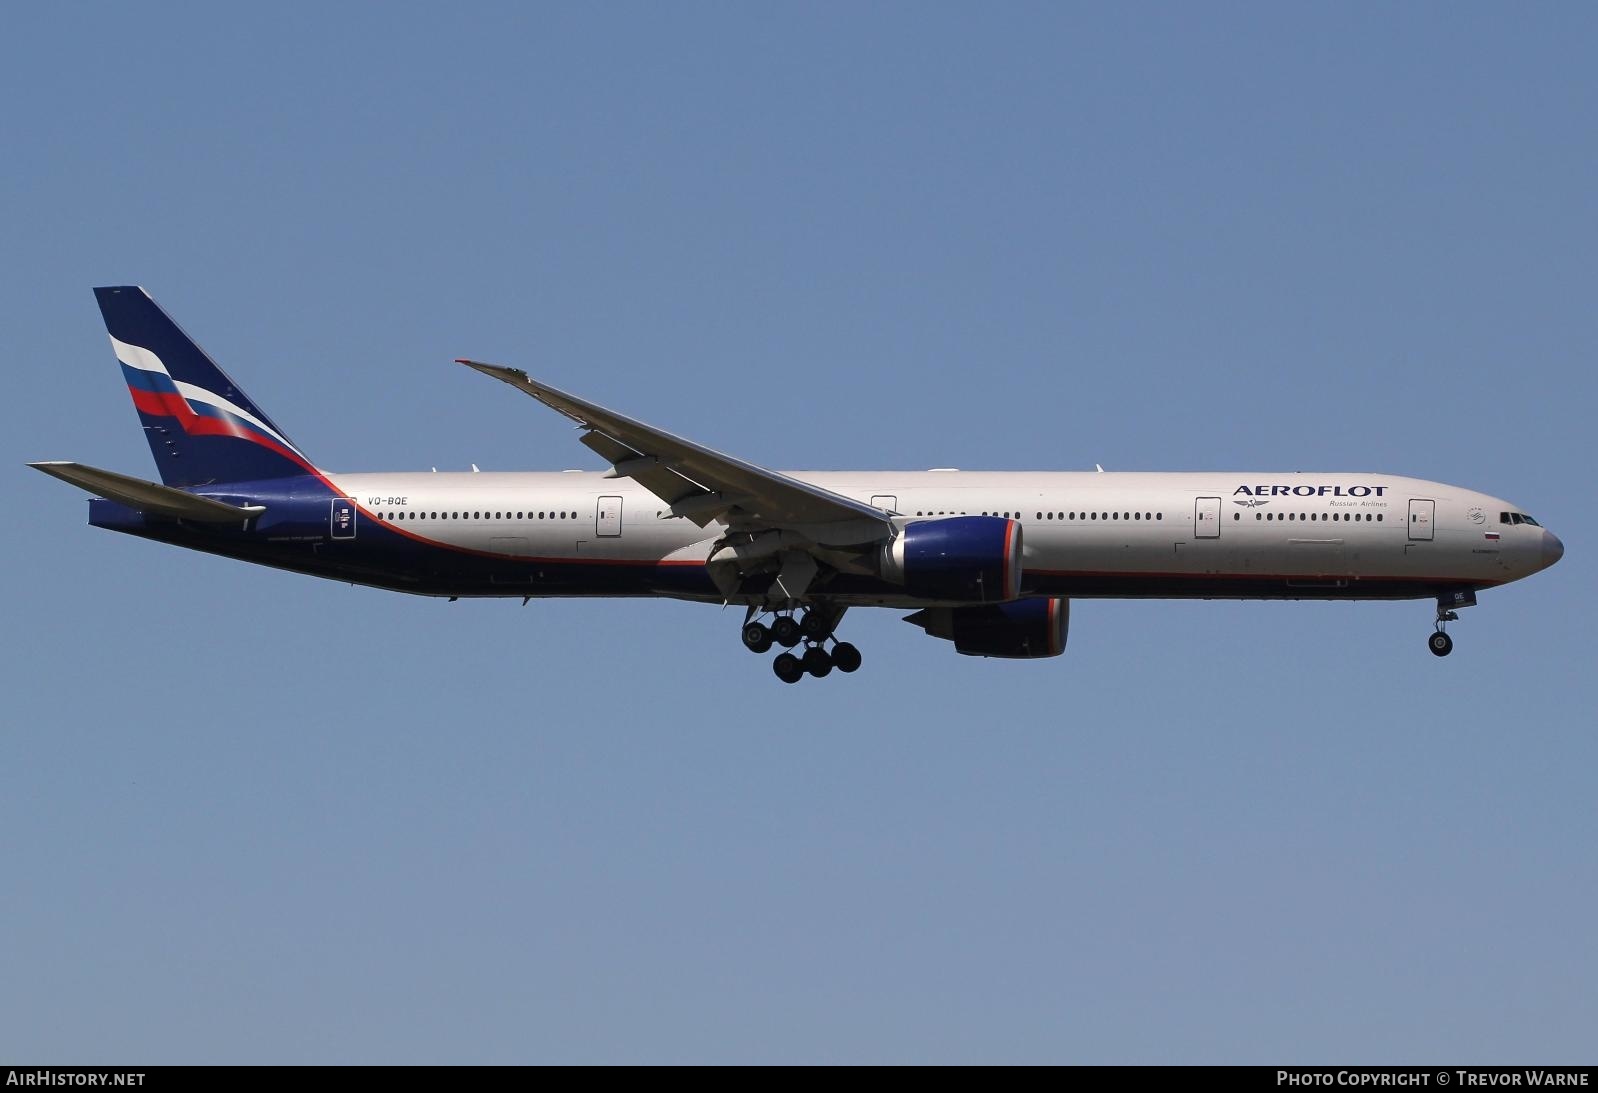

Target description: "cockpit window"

left=1520, top=514, right=1540, bottom=527
left=1502, top=512, right=1541, bottom=527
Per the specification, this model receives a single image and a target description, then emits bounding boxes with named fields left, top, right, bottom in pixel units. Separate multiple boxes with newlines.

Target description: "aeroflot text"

left=1236, top=485, right=1389, bottom=498
left=1277, top=1075, right=1587, bottom=1087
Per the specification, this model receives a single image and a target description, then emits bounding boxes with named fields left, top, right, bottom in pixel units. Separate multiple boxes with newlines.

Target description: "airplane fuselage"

left=89, top=469, right=1557, bottom=606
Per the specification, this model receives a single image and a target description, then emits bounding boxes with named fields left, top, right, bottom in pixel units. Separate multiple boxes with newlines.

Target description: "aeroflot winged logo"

left=1234, top=484, right=1389, bottom=498
left=113, top=335, right=309, bottom=465
left=1234, top=497, right=1270, bottom=508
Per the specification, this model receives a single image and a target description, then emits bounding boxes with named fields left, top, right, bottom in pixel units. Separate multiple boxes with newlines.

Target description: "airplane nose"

left=1543, top=530, right=1565, bottom=568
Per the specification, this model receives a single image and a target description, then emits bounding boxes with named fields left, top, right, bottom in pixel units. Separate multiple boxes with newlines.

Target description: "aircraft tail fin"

left=95, top=286, right=316, bottom=486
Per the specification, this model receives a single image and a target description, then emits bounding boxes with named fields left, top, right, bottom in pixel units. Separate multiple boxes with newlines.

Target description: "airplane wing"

left=457, top=361, right=892, bottom=531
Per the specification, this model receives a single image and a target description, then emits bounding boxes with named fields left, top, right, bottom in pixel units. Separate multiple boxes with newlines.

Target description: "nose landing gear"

left=1428, top=627, right=1454, bottom=657
left=1427, top=590, right=1476, bottom=657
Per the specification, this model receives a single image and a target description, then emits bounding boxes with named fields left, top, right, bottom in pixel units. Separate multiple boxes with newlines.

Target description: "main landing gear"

left=741, top=606, right=861, bottom=683
left=1427, top=591, right=1476, bottom=657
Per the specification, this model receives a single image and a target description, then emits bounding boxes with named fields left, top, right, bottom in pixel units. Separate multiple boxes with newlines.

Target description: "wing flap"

left=576, top=431, right=707, bottom=516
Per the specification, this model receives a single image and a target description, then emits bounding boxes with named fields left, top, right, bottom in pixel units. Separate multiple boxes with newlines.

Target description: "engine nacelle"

left=905, top=597, right=1069, bottom=658
left=880, top=516, right=1022, bottom=603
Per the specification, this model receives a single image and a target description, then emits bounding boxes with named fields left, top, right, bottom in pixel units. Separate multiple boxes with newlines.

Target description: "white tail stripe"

left=110, top=335, right=305, bottom=458
left=110, top=335, right=165, bottom=375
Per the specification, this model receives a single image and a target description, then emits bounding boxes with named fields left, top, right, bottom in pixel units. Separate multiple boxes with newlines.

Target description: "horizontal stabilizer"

left=29, top=461, right=265, bottom=522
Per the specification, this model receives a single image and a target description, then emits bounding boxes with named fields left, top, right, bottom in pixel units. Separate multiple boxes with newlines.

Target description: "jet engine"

left=904, top=597, right=1069, bottom=658
left=879, top=516, right=1022, bottom=603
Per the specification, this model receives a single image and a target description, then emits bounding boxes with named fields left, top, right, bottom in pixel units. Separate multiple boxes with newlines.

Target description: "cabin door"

left=330, top=498, right=357, bottom=540
left=1407, top=498, right=1435, bottom=541
left=1194, top=496, right=1222, bottom=539
left=597, top=495, right=623, bottom=537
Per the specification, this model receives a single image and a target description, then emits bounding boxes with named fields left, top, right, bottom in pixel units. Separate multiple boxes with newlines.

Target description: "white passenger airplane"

left=32, top=288, right=1564, bottom=682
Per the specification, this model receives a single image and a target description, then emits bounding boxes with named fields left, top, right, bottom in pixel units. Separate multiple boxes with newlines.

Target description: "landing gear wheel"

left=831, top=641, right=862, bottom=673
left=741, top=622, right=773, bottom=654
left=800, top=611, right=832, bottom=641
left=773, top=652, right=804, bottom=684
left=771, top=615, right=803, bottom=648
left=1428, top=631, right=1454, bottom=657
left=802, top=646, right=834, bottom=678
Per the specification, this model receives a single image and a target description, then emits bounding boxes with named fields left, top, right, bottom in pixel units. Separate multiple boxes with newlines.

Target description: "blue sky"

left=3, top=3, right=1593, bottom=1063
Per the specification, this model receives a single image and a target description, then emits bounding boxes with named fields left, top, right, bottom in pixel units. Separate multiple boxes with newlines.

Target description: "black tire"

left=803, top=646, right=833, bottom=678
left=831, top=641, right=862, bottom=673
left=741, top=622, right=773, bottom=654
left=773, top=652, right=804, bottom=683
left=1428, top=631, right=1453, bottom=657
left=772, top=615, right=803, bottom=648
left=800, top=610, right=832, bottom=640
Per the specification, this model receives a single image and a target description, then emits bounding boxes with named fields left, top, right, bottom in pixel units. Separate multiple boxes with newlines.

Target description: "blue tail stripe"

left=119, top=361, right=179, bottom=395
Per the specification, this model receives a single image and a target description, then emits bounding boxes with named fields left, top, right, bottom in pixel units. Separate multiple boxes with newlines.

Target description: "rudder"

left=96, top=286, right=315, bottom=486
